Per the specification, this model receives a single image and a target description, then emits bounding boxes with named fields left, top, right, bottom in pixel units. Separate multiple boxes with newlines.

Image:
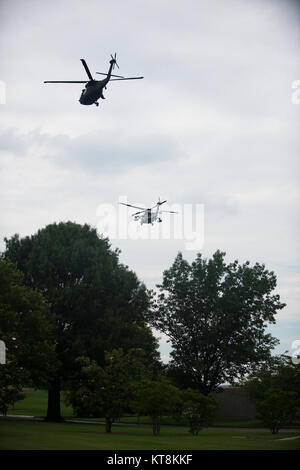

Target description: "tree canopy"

left=0, top=256, right=56, bottom=386
left=3, top=222, right=159, bottom=420
left=242, top=354, right=300, bottom=403
left=256, top=388, right=298, bottom=434
left=0, top=256, right=56, bottom=414
left=181, top=388, right=219, bottom=435
left=132, top=376, right=182, bottom=436
left=66, top=348, right=147, bottom=433
left=152, top=250, right=285, bottom=394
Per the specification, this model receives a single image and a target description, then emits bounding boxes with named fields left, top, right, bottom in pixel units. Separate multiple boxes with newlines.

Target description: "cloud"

left=0, top=127, right=187, bottom=172
left=0, top=0, right=299, bottom=360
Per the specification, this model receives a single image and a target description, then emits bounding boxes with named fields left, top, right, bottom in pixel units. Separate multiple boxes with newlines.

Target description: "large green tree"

left=0, top=257, right=56, bottom=412
left=152, top=250, right=285, bottom=394
left=3, top=222, right=158, bottom=421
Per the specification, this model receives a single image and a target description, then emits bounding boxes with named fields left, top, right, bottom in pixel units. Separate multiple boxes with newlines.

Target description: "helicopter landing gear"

left=94, top=102, right=99, bottom=107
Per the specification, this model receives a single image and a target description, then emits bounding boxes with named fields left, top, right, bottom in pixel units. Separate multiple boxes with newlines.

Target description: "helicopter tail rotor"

left=157, top=198, right=167, bottom=206
left=151, top=197, right=167, bottom=209
left=110, top=52, right=120, bottom=70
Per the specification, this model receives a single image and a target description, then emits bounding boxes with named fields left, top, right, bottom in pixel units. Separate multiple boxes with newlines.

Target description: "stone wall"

left=212, top=387, right=256, bottom=419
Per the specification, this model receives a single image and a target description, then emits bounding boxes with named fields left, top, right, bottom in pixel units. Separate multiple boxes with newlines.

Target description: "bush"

left=256, top=388, right=298, bottom=434
left=181, top=389, right=219, bottom=435
left=132, top=377, right=182, bottom=436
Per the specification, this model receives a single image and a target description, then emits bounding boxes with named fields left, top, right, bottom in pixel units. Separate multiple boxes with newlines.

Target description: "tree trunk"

left=152, top=416, right=161, bottom=436
left=45, top=376, right=63, bottom=422
left=105, top=417, right=112, bottom=433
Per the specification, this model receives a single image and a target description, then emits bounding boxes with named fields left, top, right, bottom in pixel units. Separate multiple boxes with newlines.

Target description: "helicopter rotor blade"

left=152, top=199, right=166, bottom=209
left=133, top=210, right=146, bottom=216
left=161, top=211, right=178, bottom=214
left=96, top=72, right=125, bottom=78
left=80, top=59, right=94, bottom=80
left=119, top=202, right=146, bottom=211
left=109, top=76, right=144, bottom=81
left=44, top=81, right=88, bottom=83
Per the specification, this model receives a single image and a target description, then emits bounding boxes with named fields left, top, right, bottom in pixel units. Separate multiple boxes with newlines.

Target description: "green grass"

left=7, top=388, right=74, bottom=418
left=112, top=415, right=266, bottom=428
left=1, top=417, right=300, bottom=450
left=3, top=389, right=300, bottom=450
left=7, top=389, right=266, bottom=427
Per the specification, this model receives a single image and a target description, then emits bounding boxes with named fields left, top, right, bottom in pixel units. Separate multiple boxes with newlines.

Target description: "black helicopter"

left=44, top=54, right=143, bottom=106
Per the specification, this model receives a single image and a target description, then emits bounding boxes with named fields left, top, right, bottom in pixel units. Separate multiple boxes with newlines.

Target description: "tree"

left=0, top=362, right=27, bottom=416
left=132, top=377, right=181, bottom=436
left=152, top=250, right=285, bottom=394
left=0, top=257, right=56, bottom=400
left=181, top=389, right=218, bottom=435
left=3, top=222, right=159, bottom=421
left=242, top=354, right=300, bottom=404
left=256, top=389, right=298, bottom=434
left=66, top=348, right=147, bottom=433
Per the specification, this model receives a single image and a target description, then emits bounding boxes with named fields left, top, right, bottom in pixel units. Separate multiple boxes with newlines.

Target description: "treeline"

left=0, top=221, right=299, bottom=434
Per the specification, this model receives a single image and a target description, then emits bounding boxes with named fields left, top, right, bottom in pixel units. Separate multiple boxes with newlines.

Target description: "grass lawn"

left=2, top=389, right=300, bottom=451
left=7, top=388, right=73, bottom=418
left=1, top=417, right=300, bottom=450
left=9, top=388, right=300, bottom=430
left=7, top=388, right=266, bottom=427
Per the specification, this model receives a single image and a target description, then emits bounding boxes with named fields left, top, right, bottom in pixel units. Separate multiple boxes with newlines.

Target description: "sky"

left=0, top=0, right=299, bottom=363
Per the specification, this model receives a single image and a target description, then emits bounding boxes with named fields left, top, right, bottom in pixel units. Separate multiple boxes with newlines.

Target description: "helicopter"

left=119, top=198, right=178, bottom=225
left=44, top=53, right=143, bottom=106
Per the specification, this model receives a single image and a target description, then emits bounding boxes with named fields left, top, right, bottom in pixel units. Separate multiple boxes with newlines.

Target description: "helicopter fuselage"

left=79, top=78, right=109, bottom=105
left=136, top=209, right=162, bottom=225
left=79, top=60, right=114, bottom=105
left=120, top=198, right=173, bottom=226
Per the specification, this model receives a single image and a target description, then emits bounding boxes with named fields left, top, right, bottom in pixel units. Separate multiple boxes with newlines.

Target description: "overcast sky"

left=1, top=0, right=299, bottom=363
